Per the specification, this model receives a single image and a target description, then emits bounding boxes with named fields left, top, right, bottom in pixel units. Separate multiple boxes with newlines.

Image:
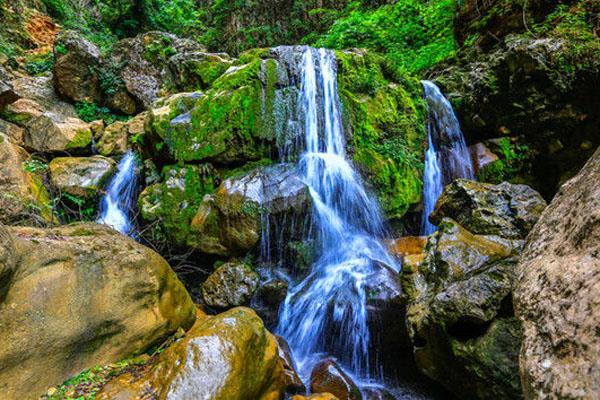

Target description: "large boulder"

left=97, top=307, right=291, bottom=400
left=24, top=112, right=92, bottom=153
left=0, top=223, right=196, bottom=400
left=201, top=261, right=260, bottom=310
left=0, top=132, right=52, bottom=224
left=515, top=147, right=600, bottom=399
left=402, top=218, right=524, bottom=399
left=53, top=30, right=102, bottom=104
left=430, top=179, right=546, bottom=238
left=48, top=155, right=116, bottom=198
left=110, top=32, right=211, bottom=109
left=189, top=163, right=310, bottom=257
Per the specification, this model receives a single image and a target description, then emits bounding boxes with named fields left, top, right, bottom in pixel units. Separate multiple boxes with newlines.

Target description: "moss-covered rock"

left=152, top=53, right=279, bottom=164
left=336, top=49, right=428, bottom=220
left=430, top=179, right=547, bottom=239
left=138, top=164, right=217, bottom=247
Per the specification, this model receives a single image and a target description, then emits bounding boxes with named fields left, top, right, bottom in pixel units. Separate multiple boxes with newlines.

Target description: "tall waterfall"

left=97, top=151, right=138, bottom=236
left=421, top=81, right=474, bottom=234
left=276, top=48, right=399, bottom=382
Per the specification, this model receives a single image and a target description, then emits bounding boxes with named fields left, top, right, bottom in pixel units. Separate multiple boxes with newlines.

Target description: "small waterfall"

left=420, top=81, right=474, bottom=234
left=276, top=47, right=399, bottom=383
left=97, top=151, right=138, bottom=236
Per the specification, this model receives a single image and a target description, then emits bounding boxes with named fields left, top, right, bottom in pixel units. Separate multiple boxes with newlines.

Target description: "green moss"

left=138, top=164, right=216, bottom=246
left=162, top=57, right=278, bottom=163
left=336, top=50, right=427, bottom=219
left=65, top=128, right=92, bottom=151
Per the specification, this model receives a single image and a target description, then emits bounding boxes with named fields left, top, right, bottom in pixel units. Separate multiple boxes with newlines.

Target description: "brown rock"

left=515, top=147, right=600, bottom=399
left=96, top=121, right=128, bottom=156
left=0, top=132, right=53, bottom=224
left=97, top=307, right=289, bottom=400
left=292, top=394, right=340, bottom=400
left=0, top=223, right=196, bottom=400
left=4, top=98, right=44, bottom=125
left=53, top=30, right=102, bottom=103
left=469, top=142, right=499, bottom=174
left=24, top=112, right=92, bottom=153
left=387, top=236, right=427, bottom=260
left=48, top=155, right=116, bottom=198
left=310, top=358, right=362, bottom=400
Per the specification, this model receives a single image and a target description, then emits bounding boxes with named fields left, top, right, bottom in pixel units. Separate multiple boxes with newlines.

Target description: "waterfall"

left=420, top=81, right=475, bottom=235
left=276, top=47, right=399, bottom=383
left=97, top=151, right=138, bottom=236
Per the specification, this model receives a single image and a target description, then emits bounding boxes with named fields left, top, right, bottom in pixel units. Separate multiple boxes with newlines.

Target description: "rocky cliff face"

left=515, top=147, right=600, bottom=399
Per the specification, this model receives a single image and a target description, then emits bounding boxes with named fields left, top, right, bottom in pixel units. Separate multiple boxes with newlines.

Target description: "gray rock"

left=431, top=179, right=546, bottom=238
left=201, top=261, right=259, bottom=310
left=403, top=218, right=524, bottom=399
left=515, top=147, right=600, bottom=399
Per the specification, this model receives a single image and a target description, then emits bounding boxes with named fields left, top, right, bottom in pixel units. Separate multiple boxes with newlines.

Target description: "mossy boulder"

left=0, top=223, right=196, bottom=400
left=201, top=261, right=260, bottom=310
left=402, top=218, right=524, bottom=399
left=151, top=54, right=279, bottom=164
left=0, top=132, right=53, bottom=224
left=96, top=307, right=292, bottom=400
left=430, top=179, right=547, bottom=239
left=48, top=155, right=116, bottom=198
left=138, top=164, right=217, bottom=247
left=336, top=49, right=428, bottom=220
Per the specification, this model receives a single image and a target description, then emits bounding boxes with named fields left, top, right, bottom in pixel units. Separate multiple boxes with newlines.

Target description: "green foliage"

left=24, top=52, right=55, bottom=76
left=313, top=0, right=458, bottom=74
left=530, top=0, right=600, bottom=88
left=22, top=158, right=48, bottom=174
left=75, top=102, right=127, bottom=124
left=478, top=138, right=533, bottom=183
left=143, top=36, right=176, bottom=62
left=56, top=192, right=97, bottom=222
left=98, top=59, right=126, bottom=95
left=142, top=0, right=207, bottom=39
left=42, top=357, right=148, bottom=400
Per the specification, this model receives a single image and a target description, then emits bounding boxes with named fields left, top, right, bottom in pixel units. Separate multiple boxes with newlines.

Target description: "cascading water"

left=276, top=47, right=399, bottom=384
left=97, top=151, right=138, bottom=236
left=420, top=81, right=475, bottom=234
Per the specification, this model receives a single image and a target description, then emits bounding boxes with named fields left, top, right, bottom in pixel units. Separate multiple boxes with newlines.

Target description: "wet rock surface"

left=97, top=307, right=290, bottom=400
left=189, top=163, right=310, bottom=257
left=310, top=358, right=363, bottom=400
left=431, top=179, right=546, bottom=238
left=0, top=223, right=196, bottom=400
left=515, top=147, right=600, bottom=399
